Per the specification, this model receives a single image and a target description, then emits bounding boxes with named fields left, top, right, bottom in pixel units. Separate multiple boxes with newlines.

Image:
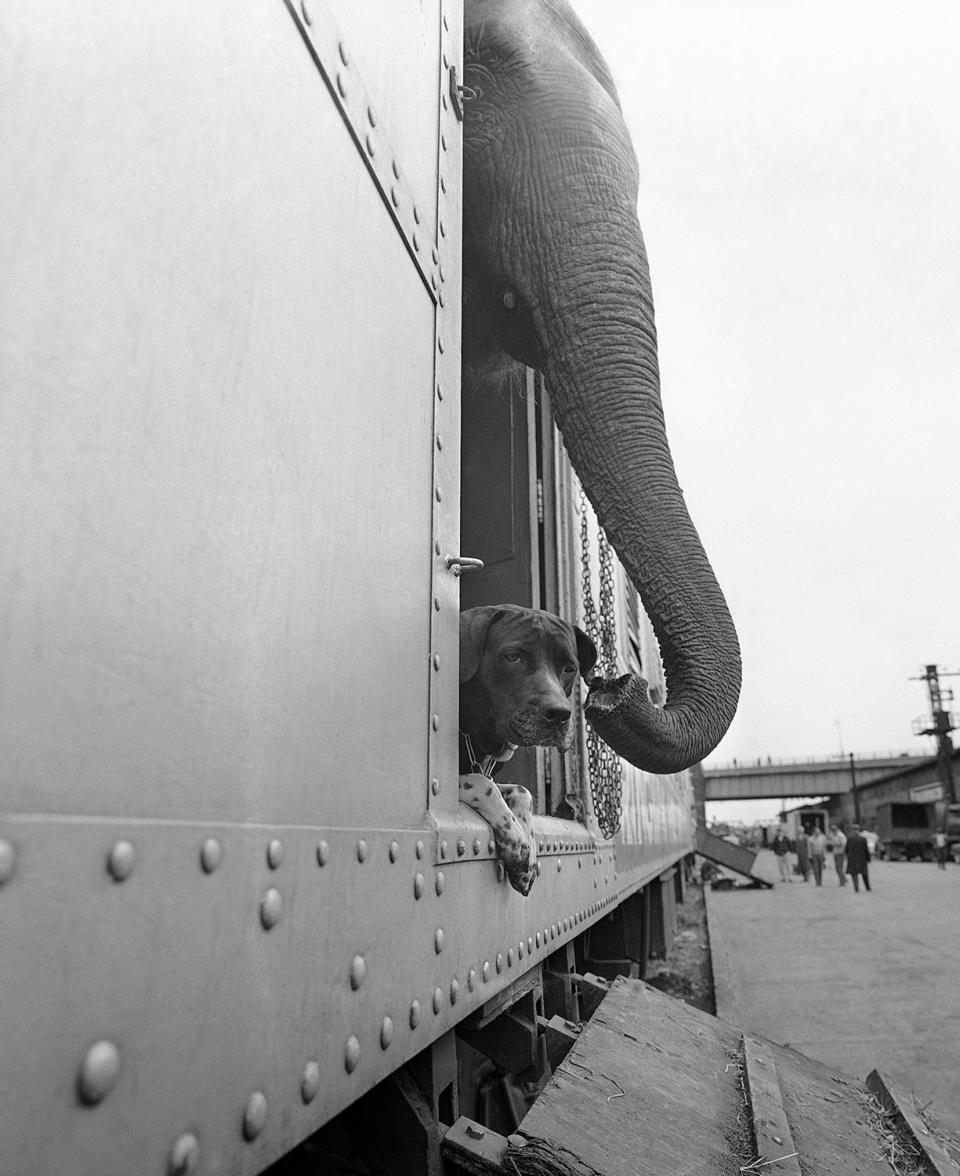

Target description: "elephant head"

left=462, top=0, right=741, bottom=774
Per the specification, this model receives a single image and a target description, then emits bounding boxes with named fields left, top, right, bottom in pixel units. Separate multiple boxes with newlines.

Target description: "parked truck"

left=875, top=802, right=934, bottom=861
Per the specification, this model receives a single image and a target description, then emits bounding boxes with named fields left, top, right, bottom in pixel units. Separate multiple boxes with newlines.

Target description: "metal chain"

left=579, top=488, right=623, bottom=839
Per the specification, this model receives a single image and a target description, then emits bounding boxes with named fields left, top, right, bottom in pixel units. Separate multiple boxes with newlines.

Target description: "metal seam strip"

left=282, top=0, right=439, bottom=304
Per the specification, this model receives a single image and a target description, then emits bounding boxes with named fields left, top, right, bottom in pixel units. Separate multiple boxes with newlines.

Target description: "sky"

left=578, top=1, right=960, bottom=818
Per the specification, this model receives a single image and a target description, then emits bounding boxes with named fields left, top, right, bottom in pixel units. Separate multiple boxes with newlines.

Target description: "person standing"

left=846, top=824, right=871, bottom=892
left=795, top=827, right=810, bottom=881
left=830, top=824, right=847, bottom=885
left=808, top=826, right=827, bottom=886
left=772, top=829, right=792, bottom=882
left=933, top=829, right=948, bottom=870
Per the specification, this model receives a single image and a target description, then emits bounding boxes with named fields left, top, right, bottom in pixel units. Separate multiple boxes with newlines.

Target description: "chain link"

left=579, top=488, right=623, bottom=839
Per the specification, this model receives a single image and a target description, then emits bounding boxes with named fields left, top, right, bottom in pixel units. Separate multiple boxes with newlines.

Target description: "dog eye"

left=563, top=662, right=577, bottom=675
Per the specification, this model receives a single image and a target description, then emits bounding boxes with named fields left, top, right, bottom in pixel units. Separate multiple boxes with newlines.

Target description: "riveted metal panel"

left=0, top=813, right=667, bottom=1176
left=0, top=0, right=447, bottom=831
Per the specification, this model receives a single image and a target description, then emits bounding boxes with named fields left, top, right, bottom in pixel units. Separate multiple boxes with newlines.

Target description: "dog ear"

left=574, top=626, right=598, bottom=678
left=460, top=606, right=501, bottom=683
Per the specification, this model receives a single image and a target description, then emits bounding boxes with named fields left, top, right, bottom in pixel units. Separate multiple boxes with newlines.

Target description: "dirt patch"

left=645, top=876, right=716, bottom=1014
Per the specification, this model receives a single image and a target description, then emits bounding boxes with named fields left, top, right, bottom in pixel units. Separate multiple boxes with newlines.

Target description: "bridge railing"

left=704, top=750, right=929, bottom=773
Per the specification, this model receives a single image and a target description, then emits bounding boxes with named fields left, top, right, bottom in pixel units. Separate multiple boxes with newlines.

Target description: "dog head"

left=459, top=604, right=597, bottom=756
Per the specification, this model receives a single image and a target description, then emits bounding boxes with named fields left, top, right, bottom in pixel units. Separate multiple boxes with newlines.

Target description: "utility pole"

left=848, top=752, right=860, bottom=823
left=911, top=664, right=958, bottom=806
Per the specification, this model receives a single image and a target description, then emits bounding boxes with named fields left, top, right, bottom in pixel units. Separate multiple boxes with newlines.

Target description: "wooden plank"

left=866, top=1070, right=957, bottom=1176
left=741, top=1035, right=802, bottom=1175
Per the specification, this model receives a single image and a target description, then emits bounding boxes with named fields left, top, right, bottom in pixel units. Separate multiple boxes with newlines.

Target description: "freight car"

left=1, top=4, right=704, bottom=1174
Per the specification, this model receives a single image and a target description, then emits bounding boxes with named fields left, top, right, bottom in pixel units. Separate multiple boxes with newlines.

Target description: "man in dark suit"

left=845, top=824, right=871, bottom=892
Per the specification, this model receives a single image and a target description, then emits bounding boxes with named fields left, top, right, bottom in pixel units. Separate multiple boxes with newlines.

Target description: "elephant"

left=461, top=0, right=741, bottom=774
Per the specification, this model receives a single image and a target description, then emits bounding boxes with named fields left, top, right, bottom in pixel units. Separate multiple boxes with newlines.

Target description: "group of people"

left=771, top=823, right=872, bottom=891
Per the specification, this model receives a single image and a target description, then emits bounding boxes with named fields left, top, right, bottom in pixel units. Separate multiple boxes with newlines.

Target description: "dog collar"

left=459, top=731, right=516, bottom=778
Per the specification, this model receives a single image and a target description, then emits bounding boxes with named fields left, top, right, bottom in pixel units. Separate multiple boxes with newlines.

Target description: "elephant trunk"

left=536, top=223, right=742, bottom=774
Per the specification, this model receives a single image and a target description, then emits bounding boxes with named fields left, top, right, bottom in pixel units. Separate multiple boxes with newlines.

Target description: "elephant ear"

left=459, top=606, right=502, bottom=683
left=574, top=626, right=597, bottom=679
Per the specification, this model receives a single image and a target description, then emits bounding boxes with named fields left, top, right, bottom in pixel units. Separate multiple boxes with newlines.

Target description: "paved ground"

left=706, top=853, right=960, bottom=1134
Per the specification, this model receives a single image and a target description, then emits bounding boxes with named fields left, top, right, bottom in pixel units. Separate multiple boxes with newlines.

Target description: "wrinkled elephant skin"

left=462, top=0, right=741, bottom=773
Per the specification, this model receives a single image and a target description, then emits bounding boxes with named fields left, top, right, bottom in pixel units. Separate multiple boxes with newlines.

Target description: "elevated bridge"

left=702, top=751, right=929, bottom=801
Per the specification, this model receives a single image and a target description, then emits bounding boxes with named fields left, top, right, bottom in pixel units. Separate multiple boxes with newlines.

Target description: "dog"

left=459, top=604, right=597, bottom=895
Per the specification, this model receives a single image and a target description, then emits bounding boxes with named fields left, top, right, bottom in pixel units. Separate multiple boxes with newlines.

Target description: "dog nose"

left=543, top=704, right=571, bottom=725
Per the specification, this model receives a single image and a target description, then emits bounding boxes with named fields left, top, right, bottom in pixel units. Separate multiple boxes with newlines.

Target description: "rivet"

left=260, top=889, right=282, bottom=929
left=544, top=928, right=549, bottom=943
left=336, top=72, right=347, bottom=98
left=443, top=13, right=449, bottom=30
left=317, top=840, right=330, bottom=866
left=410, top=1000, right=422, bottom=1028
left=338, top=41, right=349, bottom=66
left=435, top=872, right=445, bottom=895
left=579, top=857, right=582, bottom=869
left=0, top=839, right=15, bottom=885
left=439, top=264, right=447, bottom=282
left=535, top=861, right=541, bottom=876
left=357, top=839, right=368, bottom=862
left=432, top=987, right=443, bottom=1014
left=433, top=654, right=441, bottom=670
left=435, top=484, right=442, bottom=501
left=551, top=924, right=557, bottom=938
left=456, top=839, right=465, bottom=857
left=436, top=434, right=443, bottom=451
left=350, top=954, right=366, bottom=990
left=434, top=928, right=444, bottom=954
left=413, top=204, right=421, bottom=224
left=496, top=862, right=505, bottom=884
left=391, top=186, right=400, bottom=207
left=441, top=134, right=447, bottom=152
left=483, top=961, right=491, bottom=981
left=107, top=839, right=136, bottom=882
left=365, top=134, right=375, bottom=157
left=507, top=948, right=514, bottom=967
left=440, top=175, right=447, bottom=194
left=380, top=1016, right=394, bottom=1049
left=468, top=968, right=476, bottom=992
left=431, top=777, right=440, bottom=796
left=414, top=872, right=424, bottom=899
left=392, top=159, right=401, bottom=179
left=496, top=953, right=504, bottom=974
left=168, top=1132, right=200, bottom=1176
left=200, top=838, right=221, bottom=874
left=440, top=840, right=448, bottom=859
left=442, top=92, right=448, bottom=109
left=528, top=936, right=535, bottom=953
left=437, top=383, right=444, bottom=401
left=432, top=247, right=439, bottom=264
left=413, top=231, right=420, bottom=251
left=77, top=1040, right=121, bottom=1105
left=298, top=1061, right=321, bottom=1105
left=389, top=840, right=399, bottom=863
left=432, top=712, right=440, bottom=729
left=437, top=337, right=445, bottom=354
left=299, top=0, right=312, bottom=27
left=488, top=839, right=495, bottom=855
left=416, top=840, right=425, bottom=859
left=440, top=220, right=447, bottom=237
left=435, top=539, right=442, bottom=555
left=536, top=932, right=542, bottom=948
left=267, top=839, right=283, bottom=869
left=472, top=838, right=481, bottom=855
left=438, top=290, right=446, bottom=307
left=450, top=978, right=459, bottom=1005
left=518, top=941, right=525, bottom=960
left=557, top=858, right=562, bottom=872
left=443, top=51, right=449, bottom=67
left=367, top=105, right=377, bottom=127
left=344, top=1036, right=361, bottom=1073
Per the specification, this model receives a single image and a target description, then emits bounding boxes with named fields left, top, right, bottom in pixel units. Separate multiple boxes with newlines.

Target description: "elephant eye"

left=503, top=648, right=522, bottom=663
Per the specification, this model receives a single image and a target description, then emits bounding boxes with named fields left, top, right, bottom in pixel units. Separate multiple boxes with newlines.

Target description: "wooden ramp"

left=444, top=977, right=950, bottom=1176
left=696, top=826, right=774, bottom=887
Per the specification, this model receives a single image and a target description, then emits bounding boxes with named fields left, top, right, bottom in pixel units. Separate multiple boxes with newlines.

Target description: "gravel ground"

left=644, top=874, right=716, bottom=1014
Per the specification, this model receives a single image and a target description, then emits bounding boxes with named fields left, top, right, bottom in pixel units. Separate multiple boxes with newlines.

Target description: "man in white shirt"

left=829, top=825, right=847, bottom=886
